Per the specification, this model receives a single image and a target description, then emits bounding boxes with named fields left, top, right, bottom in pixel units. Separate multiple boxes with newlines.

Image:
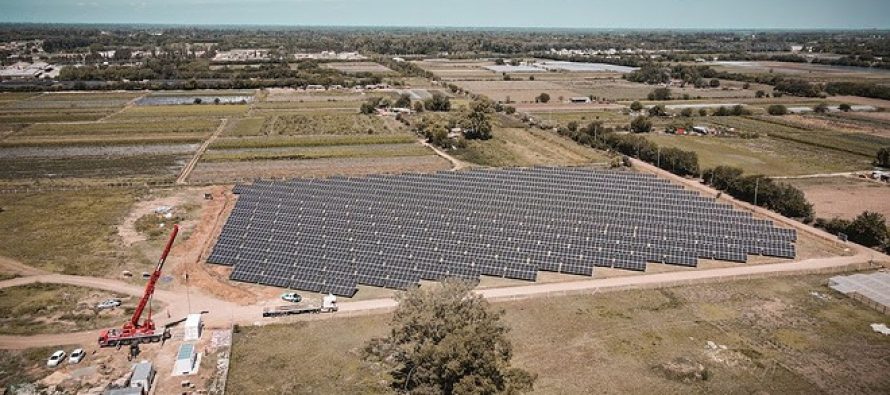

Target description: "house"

left=569, top=97, right=591, bottom=104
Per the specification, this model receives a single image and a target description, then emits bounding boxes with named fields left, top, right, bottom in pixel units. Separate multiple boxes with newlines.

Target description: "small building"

left=129, top=362, right=155, bottom=393
left=174, top=343, right=198, bottom=376
left=691, top=126, right=710, bottom=135
left=184, top=314, right=203, bottom=341
left=105, top=387, right=142, bottom=395
left=569, top=97, right=591, bottom=104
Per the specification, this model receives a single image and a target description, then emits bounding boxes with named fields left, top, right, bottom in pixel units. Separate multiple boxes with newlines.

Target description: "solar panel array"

left=208, top=167, right=796, bottom=296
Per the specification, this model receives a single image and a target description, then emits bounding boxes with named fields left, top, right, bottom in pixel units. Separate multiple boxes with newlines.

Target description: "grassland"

left=0, top=346, right=76, bottom=388
left=645, top=134, right=871, bottom=176
left=0, top=189, right=139, bottom=275
left=453, top=127, right=610, bottom=167
left=229, top=274, right=890, bottom=394
left=19, top=119, right=218, bottom=136
left=0, top=284, right=131, bottom=335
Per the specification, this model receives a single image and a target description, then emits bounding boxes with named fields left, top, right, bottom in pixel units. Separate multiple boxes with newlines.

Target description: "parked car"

left=47, top=350, right=66, bottom=367
left=68, top=348, right=85, bottom=364
left=280, top=292, right=302, bottom=303
left=96, top=299, right=121, bottom=310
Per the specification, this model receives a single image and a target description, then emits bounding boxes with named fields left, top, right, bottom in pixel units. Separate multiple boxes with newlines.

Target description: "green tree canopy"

left=364, top=280, right=536, bottom=395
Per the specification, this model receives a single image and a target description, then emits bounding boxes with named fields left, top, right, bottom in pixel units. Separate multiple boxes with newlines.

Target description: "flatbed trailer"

left=262, top=294, right=338, bottom=317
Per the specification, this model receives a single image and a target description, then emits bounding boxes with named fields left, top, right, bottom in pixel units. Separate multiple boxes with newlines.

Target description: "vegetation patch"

left=0, top=284, right=133, bottom=335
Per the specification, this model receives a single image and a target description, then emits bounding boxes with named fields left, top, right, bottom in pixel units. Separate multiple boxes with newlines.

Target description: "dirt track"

left=1, top=161, right=888, bottom=350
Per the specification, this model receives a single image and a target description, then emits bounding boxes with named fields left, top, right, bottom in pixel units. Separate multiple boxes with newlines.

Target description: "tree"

left=424, top=93, right=452, bottom=112
left=648, top=104, right=667, bottom=117
left=876, top=147, right=890, bottom=167
left=730, top=105, right=751, bottom=116
left=536, top=93, right=550, bottom=103
left=394, top=93, right=412, bottom=108
left=629, top=101, right=643, bottom=112
left=504, top=106, right=516, bottom=115
left=680, top=108, right=694, bottom=117
left=494, top=58, right=506, bottom=65
left=698, top=108, right=708, bottom=117
left=709, top=79, right=721, bottom=88
left=742, top=82, right=751, bottom=89
left=193, top=97, right=203, bottom=104
left=364, top=280, right=536, bottom=394
left=630, top=116, right=652, bottom=133
left=846, top=212, right=890, bottom=248
left=712, top=106, right=731, bottom=116
left=767, top=104, right=788, bottom=116
left=413, top=101, right=425, bottom=113
left=647, top=88, right=672, bottom=101
left=755, top=90, right=767, bottom=98
left=361, top=96, right=384, bottom=114
left=839, top=103, right=852, bottom=112
left=567, top=120, right=579, bottom=132
left=213, top=97, right=221, bottom=105
left=813, top=102, right=830, bottom=114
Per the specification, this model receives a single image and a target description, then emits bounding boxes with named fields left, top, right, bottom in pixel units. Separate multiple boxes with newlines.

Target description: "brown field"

left=453, top=80, right=582, bottom=103
left=187, top=155, right=451, bottom=182
left=565, top=80, right=774, bottom=102
left=783, top=176, right=890, bottom=220
left=228, top=274, right=890, bottom=395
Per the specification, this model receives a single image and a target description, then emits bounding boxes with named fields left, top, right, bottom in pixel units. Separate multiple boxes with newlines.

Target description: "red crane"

left=98, top=224, right=179, bottom=347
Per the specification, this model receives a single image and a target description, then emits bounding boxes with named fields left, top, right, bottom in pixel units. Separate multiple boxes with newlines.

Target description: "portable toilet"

left=184, top=313, right=202, bottom=341
left=174, top=343, right=197, bottom=375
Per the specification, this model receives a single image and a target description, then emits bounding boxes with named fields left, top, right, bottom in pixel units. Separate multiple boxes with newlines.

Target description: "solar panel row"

left=209, top=166, right=797, bottom=296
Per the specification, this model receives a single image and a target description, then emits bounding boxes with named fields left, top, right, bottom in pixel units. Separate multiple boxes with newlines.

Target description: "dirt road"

left=177, top=118, right=228, bottom=184
left=418, top=138, right=471, bottom=171
left=1, top=161, right=888, bottom=349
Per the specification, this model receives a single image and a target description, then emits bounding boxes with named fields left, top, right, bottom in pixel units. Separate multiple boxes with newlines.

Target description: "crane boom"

left=130, top=224, right=178, bottom=328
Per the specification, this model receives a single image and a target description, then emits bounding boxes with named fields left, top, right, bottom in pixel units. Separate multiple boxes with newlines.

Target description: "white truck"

left=262, top=294, right=338, bottom=317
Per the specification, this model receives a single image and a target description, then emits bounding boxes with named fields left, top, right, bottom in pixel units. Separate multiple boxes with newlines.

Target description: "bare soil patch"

left=784, top=176, right=890, bottom=220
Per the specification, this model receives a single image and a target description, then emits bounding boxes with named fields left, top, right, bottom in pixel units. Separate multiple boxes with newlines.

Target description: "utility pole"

left=754, top=178, right=760, bottom=206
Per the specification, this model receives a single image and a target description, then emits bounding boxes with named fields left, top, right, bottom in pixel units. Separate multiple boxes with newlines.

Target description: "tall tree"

left=365, top=280, right=536, bottom=395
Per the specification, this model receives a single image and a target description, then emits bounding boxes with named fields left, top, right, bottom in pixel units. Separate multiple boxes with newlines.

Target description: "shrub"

left=767, top=104, right=788, bottom=116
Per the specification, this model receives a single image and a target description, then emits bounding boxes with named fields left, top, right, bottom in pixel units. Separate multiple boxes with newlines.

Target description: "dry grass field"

left=453, top=126, right=611, bottom=167
left=452, top=80, right=581, bottom=103
left=783, top=177, right=890, bottom=220
left=229, top=274, right=890, bottom=395
left=188, top=155, right=451, bottom=182
left=0, top=284, right=135, bottom=335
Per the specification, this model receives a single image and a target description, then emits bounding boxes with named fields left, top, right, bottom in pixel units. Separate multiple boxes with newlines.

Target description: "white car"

left=47, top=350, right=66, bottom=367
left=68, top=348, right=85, bottom=364
left=96, top=299, right=121, bottom=310
left=280, top=292, right=302, bottom=303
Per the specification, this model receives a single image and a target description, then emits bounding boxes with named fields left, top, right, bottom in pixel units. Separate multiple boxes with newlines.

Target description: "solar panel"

left=208, top=166, right=797, bottom=296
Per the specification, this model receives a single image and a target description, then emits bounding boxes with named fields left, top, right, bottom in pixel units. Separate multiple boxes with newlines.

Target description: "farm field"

left=565, top=80, right=772, bottom=102
left=322, top=61, right=394, bottom=74
left=782, top=177, right=890, bottom=220
left=452, top=80, right=580, bottom=103
left=706, top=61, right=890, bottom=84
left=0, top=92, right=141, bottom=125
left=254, top=112, right=397, bottom=136
left=645, top=134, right=872, bottom=176
left=107, top=104, right=249, bottom=120
left=453, top=126, right=611, bottom=167
left=202, top=143, right=430, bottom=162
left=188, top=155, right=450, bottom=182
left=228, top=274, right=890, bottom=395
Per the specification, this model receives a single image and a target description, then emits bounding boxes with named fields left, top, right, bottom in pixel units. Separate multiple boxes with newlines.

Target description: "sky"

left=1, top=0, right=889, bottom=29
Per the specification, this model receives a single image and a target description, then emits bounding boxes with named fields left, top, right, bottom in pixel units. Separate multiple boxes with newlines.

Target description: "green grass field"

left=645, top=134, right=871, bottom=176
left=258, top=112, right=396, bottom=136
left=0, top=189, right=139, bottom=275
left=229, top=274, right=890, bottom=394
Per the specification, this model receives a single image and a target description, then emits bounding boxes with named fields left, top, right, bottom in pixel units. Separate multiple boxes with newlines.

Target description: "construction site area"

left=2, top=31, right=890, bottom=395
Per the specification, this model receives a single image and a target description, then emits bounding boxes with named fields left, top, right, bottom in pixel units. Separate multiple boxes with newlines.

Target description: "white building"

left=129, top=362, right=155, bottom=393
left=173, top=343, right=198, bottom=376
left=183, top=314, right=202, bottom=341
